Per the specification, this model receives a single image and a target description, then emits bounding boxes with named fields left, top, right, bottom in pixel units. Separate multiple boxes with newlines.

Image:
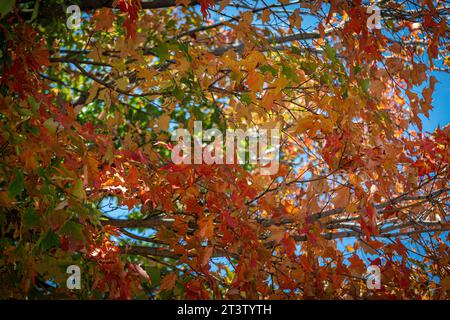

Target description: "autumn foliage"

left=0, top=0, right=449, bottom=299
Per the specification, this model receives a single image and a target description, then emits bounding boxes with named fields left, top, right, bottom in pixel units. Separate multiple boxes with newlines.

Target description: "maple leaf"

left=246, top=70, right=264, bottom=92
left=159, top=272, right=178, bottom=292
left=117, top=0, right=141, bottom=38
left=129, top=264, right=151, bottom=282
left=199, top=0, right=214, bottom=18
left=198, top=216, right=214, bottom=240
left=201, top=247, right=214, bottom=267
left=261, top=9, right=271, bottom=24
left=282, top=233, right=296, bottom=258
left=93, top=8, right=116, bottom=32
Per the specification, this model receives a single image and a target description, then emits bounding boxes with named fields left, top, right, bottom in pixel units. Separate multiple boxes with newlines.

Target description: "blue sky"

left=422, top=70, right=450, bottom=132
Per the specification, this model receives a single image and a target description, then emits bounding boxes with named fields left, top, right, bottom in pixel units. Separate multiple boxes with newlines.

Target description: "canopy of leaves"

left=0, top=0, right=449, bottom=299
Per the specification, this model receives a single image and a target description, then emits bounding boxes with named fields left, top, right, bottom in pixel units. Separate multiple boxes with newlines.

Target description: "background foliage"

left=0, top=0, right=449, bottom=299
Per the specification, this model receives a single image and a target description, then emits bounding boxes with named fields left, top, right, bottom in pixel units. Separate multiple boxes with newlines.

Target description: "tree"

left=0, top=0, right=449, bottom=299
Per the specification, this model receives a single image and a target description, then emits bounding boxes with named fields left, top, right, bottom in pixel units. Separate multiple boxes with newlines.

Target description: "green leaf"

left=71, top=180, right=86, bottom=201
left=173, top=86, right=185, bottom=101
left=290, top=46, right=304, bottom=56
left=353, top=64, right=362, bottom=75
left=40, top=230, right=59, bottom=251
left=24, top=121, right=40, bottom=136
left=43, top=118, right=59, bottom=134
left=147, top=267, right=161, bottom=285
left=281, top=64, right=297, bottom=81
left=240, top=92, right=252, bottom=105
left=29, top=0, right=40, bottom=22
left=324, top=43, right=337, bottom=62
left=27, top=96, right=40, bottom=114
left=154, top=42, right=169, bottom=62
left=360, top=78, right=370, bottom=93
left=260, top=64, right=277, bottom=76
left=0, top=0, right=15, bottom=19
left=320, top=73, right=332, bottom=86
left=23, top=208, right=40, bottom=229
left=8, top=170, right=24, bottom=199
left=60, top=221, right=84, bottom=241
left=178, top=42, right=190, bottom=60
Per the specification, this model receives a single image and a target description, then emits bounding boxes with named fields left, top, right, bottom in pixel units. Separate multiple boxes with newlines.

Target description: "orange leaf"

left=93, top=8, right=116, bottom=31
left=160, top=272, right=178, bottom=291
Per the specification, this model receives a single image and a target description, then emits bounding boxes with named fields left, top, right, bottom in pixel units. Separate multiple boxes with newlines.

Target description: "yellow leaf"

left=345, top=202, right=358, bottom=214
left=43, top=118, right=59, bottom=134
left=242, top=51, right=265, bottom=70
left=87, top=156, right=99, bottom=180
left=115, top=77, right=129, bottom=91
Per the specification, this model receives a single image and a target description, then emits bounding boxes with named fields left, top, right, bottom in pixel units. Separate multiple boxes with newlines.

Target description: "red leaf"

left=117, top=0, right=141, bottom=38
left=283, top=233, right=296, bottom=258
left=199, top=0, right=214, bottom=18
